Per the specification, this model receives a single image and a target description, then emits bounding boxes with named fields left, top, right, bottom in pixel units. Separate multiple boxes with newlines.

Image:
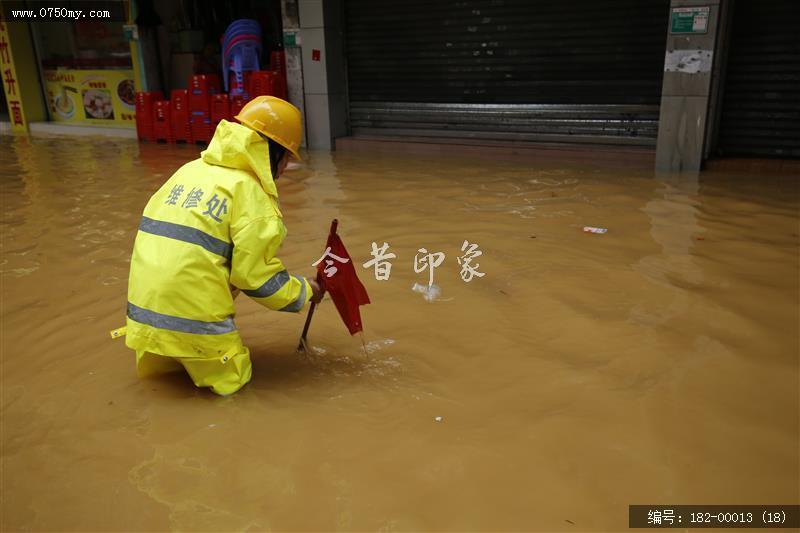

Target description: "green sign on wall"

left=671, top=6, right=710, bottom=34
left=283, top=31, right=300, bottom=48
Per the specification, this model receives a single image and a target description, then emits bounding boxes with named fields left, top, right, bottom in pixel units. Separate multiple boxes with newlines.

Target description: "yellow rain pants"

left=125, top=120, right=311, bottom=395
left=136, top=349, right=252, bottom=396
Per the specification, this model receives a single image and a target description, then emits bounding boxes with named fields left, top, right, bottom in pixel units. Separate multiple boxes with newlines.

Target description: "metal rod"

left=296, top=219, right=337, bottom=352
left=297, top=301, right=316, bottom=352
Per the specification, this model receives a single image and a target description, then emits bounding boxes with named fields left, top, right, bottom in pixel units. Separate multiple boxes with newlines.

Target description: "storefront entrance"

left=30, top=2, right=136, bottom=128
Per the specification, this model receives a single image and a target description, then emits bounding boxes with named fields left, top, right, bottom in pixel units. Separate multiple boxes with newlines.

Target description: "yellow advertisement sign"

left=0, top=8, right=28, bottom=132
left=44, top=69, right=136, bottom=127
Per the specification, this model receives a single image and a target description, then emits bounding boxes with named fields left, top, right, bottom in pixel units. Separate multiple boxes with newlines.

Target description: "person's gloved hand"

left=309, top=279, right=324, bottom=304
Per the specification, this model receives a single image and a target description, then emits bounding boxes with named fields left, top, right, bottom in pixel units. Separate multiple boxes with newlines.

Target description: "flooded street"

left=1, top=134, right=798, bottom=531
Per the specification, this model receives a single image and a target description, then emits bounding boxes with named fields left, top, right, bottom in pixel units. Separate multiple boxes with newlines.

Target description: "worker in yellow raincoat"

left=124, top=96, right=322, bottom=395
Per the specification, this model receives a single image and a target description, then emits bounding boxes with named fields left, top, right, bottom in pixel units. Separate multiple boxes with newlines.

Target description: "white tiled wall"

left=298, top=0, right=331, bottom=149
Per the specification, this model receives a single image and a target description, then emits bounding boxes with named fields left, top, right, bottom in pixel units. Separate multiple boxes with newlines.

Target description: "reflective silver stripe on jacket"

left=127, top=302, right=237, bottom=335
left=139, top=216, right=233, bottom=260
left=243, top=270, right=290, bottom=298
left=279, top=276, right=307, bottom=312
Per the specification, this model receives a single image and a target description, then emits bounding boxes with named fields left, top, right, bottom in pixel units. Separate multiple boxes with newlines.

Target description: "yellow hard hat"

left=235, top=95, right=303, bottom=160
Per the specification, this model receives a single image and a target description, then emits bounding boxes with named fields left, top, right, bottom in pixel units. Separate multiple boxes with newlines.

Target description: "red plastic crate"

left=230, top=95, right=248, bottom=118
left=190, top=111, right=213, bottom=144
left=243, top=71, right=253, bottom=97
left=190, top=91, right=209, bottom=114
left=189, top=73, right=220, bottom=94
left=135, top=90, right=163, bottom=112
left=250, top=70, right=286, bottom=100
left=270, top=50, right=285, bottom=77
left=134, top=91, right=163, bottom=141
left=189, top=74, right=221, bottom=113
left=250, top=70, right=278, bottom=97
left=227, top=70, right=252, bottom=101
left=170, top=89, right=191, bottom=143
left=269, top=51, right=288, bottom=100
left=211, top=94, right=230, bottom=127
left=136, top=114, right=154, bottom=142
left=153, top=100, right=173, bottom=142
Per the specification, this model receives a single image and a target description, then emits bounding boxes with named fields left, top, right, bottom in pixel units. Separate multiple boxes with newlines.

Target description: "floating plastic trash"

left=583, top=226, right=608, bottom=234
left=412, top=282, right=441, bottom=302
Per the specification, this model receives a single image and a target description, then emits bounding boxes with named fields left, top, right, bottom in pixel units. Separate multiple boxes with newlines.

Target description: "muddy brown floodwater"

left=1, top=134, right=798, bottom=532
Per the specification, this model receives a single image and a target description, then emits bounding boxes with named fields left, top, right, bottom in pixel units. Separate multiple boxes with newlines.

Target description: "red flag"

left=316, top=220, right=370, bottom=335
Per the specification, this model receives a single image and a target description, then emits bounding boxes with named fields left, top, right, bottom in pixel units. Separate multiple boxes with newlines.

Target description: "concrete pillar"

left=655, top=0, right=724, bottom=172
left=281, top=0, right=307, bottom=148
left=289, top=0, right=347, bottom=150
left=297, top=0, right=328, bottom=149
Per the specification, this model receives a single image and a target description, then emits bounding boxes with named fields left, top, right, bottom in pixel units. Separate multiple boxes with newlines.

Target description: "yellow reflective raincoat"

left=125, top=120, right=311, bottom=395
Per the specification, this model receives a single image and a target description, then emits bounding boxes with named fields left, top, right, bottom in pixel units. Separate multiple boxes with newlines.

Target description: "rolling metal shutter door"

left=344, top=0, right=669, bottom=146
left=717, top=0, right=800, bottom=158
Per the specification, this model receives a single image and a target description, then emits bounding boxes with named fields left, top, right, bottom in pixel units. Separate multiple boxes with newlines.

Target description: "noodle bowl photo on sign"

left=117, top=79, right=135, bottom=109
left=53, top=93, right=75, bottom=119
left=82, top=88, right=114, bottom=120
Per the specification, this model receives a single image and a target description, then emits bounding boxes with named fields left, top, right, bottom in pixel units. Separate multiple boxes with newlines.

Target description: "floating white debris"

left=434, top=416, right=443, bottom=422
left=412, top=283, right=441, bottom=302
left=583, top=226, right=608, bottom=234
